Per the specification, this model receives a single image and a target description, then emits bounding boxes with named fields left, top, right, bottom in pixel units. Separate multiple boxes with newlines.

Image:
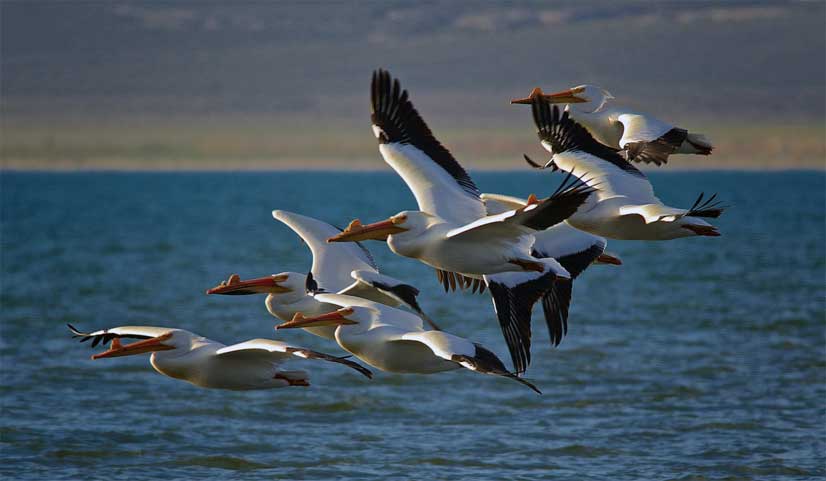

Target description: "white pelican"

left=68, top=324, right=371, bottom=389
left=512, top=86, right=713, bottom=166
left=481, top=192, right=622, bottom=346
left=327, top=69, right=595, bottom=374
left=526, top=99, right=725, bottom=240
left=275, top=294, right=541, bottom=394
left=207, top=210, right=439, bottom=337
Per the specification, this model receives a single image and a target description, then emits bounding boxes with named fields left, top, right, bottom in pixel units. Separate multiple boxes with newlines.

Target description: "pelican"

left=275, top=294, right=541, bottom=394
left=207, top=210, right=439, bottom=338
left=327, top=69, right=595, bottom=374
left=512, top=85, right=713, bottom=166
left=481, top=192, right=622, bottom=346
left=526, top=99, right=725, bottom=240
left=67, top=324, right=372, bottom=389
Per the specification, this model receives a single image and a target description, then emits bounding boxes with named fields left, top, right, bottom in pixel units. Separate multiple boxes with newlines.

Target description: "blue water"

left=1, top=171, right=824, bottom=480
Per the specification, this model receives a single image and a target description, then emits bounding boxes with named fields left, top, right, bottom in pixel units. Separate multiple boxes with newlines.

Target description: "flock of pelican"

left=70, top=69, right=725, bottom=394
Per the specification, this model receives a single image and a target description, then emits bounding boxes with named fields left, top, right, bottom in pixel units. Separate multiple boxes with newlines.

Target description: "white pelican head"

left=511, top=85, right=614, bottom=113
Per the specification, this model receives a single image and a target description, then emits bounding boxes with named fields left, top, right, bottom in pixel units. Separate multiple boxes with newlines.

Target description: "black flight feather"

left=531, top=99, right=645, bottom=178
left=371, top=69, right=481, bottom=199
left=623, top=127, right=687, bottom=166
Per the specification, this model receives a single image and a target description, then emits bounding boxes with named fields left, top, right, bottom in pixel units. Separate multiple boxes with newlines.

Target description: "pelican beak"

left=92, top=333, right=175, bottom=360
left=540, top=87, right=588, bottom=104
left=206, top=274, right=291, bottom=295
left=327, top=216, right=408, bottom=243
left=595, top=252, right=623, bottom=265
left=510, top=87, right=545, bottom=104
left=275, top=308, right=357, bottom=330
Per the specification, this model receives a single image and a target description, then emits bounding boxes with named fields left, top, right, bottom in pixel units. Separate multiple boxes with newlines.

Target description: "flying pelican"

left=512, top=85, right=713, bottom=166
left=481, top=192, right=621, bottom=346
left=68, top=324, right=372, bottom=389
left=327, top=69, right=595, bottom=374
left=275, top=294, right=541, bottom=394
left=526, top=99, right=725, bottom=240
left=207, top=210, right=439, bottom=338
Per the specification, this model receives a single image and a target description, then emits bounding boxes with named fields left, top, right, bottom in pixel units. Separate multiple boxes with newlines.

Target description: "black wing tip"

left=531, top=98, right=644, bottom=178
left=687, top=192, right=728, bottom=218
left=305, top=271, right=316, bottom=293
left=523, top=153, right=545, bottom=170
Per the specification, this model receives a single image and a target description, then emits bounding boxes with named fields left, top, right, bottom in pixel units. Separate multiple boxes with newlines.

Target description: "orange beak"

left=511, top=87, right=587, bottom=105
left=206, top=274, right=291, bottom=295
left=595, top=253, right=623, bottom=266
left=510, top=87, right=545, bottom=104
left=275, top=309, right=357, bottom=330
left=92, top=333, right=175, bottom=360
left=540, top=87, right=588, bottom=104
left=327, top=217, right=408, bottom=243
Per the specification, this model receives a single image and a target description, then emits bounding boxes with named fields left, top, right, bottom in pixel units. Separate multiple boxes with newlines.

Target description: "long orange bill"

left=327, top=218, right=407, bottom=243
left=92, top=333, right=174, bottom=360
left=275, top=309, right=356, bottom=330
left=206, top=274, right=290, bottom=295
left=596, top=253, right=623, bottom=265
left=510, top=87, right=545, bottom=104
left=540, top=88, right=588, bottom=104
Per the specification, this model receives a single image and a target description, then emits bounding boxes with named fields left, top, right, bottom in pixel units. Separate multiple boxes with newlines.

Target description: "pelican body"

left=528, top=99, right=725, bottom=241
left=513, top=85, right=713, bottom=165
left=68, top=324, right=371, bottom=390
left=276, top=294, right=540, bottom=393
left=207, top=210, right=436, bottom=337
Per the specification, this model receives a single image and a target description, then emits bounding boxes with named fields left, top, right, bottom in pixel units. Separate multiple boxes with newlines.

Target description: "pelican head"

left=511, top=85, right=613, bottom=113
left=91, top=329, right=195, bottom=360
left=206, top=273, right=297, bottom=296
left=326, top=211, right=421, bottom=243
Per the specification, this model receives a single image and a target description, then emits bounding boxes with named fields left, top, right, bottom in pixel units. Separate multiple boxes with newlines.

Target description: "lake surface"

left=1, top=171, right=824, bottom=480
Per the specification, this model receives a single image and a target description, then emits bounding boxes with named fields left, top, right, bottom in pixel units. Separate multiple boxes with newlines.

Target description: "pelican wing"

left=273, top=210, right=378, bottom=293
left=340, top=270, right=425, bottom=316
left=446, top=172, right=593, bottom=242
left=618, top=203, right=689, bottom=224
left=482, top=192, right=609, bottom=261
left=481, top=193, right=531, bottom=214
left=532, top=224, right=606, bottom=347
left=371, top=69, right=486, bottom=225
left=399, top=331, right=541, bottom=394
left=483, top=193, right=610, bottom=347
left=216, top=339, right=372, bottom=379
left=67, top=324, right=171, bottom=348
left=617, top=113, right=686, bottom=166
left=531, top=99, right=658, bottom=204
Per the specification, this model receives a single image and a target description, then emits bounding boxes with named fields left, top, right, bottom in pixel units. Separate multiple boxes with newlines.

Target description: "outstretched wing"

left=371, top=69, right=487, bottom=225
left=399, top=331, right=541, bottom=394
left=273, top=210, right=378, bottom=292
left=531, top=99, right=658, bottom=205
left=618, top=113, right=686, bottom=166
left=216, top=339, right=372, bottom=379
left=67, top=324, right=171, bottom=348
left=446, top=171, right=593, bottom=242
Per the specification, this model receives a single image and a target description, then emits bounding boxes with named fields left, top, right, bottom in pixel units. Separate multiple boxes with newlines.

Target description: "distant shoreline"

left=2, top=164, right=824, bottom=173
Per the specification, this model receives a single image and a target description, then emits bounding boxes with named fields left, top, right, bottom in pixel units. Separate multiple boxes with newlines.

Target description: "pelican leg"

left=274, top=373, right=310, bottom=387
left=508, top=259, right=545, bottom=272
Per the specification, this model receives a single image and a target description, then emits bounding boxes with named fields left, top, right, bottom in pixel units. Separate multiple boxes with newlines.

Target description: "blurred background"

left=2, top=0, right=824, bottom=170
